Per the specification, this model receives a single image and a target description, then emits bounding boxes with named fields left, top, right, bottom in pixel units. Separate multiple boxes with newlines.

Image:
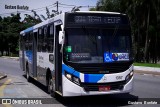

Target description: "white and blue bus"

left=19, top=11, right=134, bottom=97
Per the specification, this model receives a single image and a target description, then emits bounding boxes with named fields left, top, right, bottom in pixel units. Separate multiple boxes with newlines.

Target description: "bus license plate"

left=99, top=86, right=111, bottom=91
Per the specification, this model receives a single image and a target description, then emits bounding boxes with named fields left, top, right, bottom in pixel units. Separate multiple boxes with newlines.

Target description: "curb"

left=134, top=66, right=160, bottom=72
left=1, top=56, right=19, bottom=61
left=134, top=66, right=160, bottom=75
left=134, top=70, right=160, bottom=75
left=0, top=74, right=7, bottom=80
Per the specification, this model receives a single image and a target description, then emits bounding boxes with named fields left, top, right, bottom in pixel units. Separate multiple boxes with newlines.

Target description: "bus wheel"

left=48, top=76, right=56, bottom=97
left=26, top=65, right=31, bottom=82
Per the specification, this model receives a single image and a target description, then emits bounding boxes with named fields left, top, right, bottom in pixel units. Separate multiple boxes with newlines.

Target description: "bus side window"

left=28, top=32, right=32, bottom=50
left=19, top=35, right=24, bottom=51
left=42, top=26, right=47, bottom=52
left=25, top=33, right=29, bottom=50
left=22, top=36, right=25, bottom=50
left=47, top=24, right=54, bottom=53
left=38, top=28, right=42, bottom=52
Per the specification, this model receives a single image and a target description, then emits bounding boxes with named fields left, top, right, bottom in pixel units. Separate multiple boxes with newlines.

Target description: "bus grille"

left=81, top=81, right=126, bottom=91
left=78, top=64, right=131, bottom=74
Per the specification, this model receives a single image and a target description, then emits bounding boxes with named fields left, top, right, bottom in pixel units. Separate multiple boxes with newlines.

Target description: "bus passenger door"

left=32, top=31, right=37, bottom=77
left=55, top=25, right=62, bottom=93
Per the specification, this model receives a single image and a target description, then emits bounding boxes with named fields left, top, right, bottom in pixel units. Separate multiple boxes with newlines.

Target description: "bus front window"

left=64, top=28, right=131, bottom=63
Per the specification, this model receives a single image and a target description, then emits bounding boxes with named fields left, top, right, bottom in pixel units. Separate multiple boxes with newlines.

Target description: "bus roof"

left=73, top=11, right=122, bottom=15
left=20, top=18, right=52, bottom=35
left=20, top=11, right=126, bottom=35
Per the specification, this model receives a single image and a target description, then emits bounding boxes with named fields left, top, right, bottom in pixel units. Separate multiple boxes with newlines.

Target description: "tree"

left=0, top=16, right=2, bottom=22
left=0, top=13, right=22, bottom=56
left=89, top=7, right=96, bottom=11
left=0, top=16, right=2, bottom=32
left=0, top=7, right=58, bottom=56
left=96, top=0, right=121, bottom=12
left=0, top=32, right=6, bottom=56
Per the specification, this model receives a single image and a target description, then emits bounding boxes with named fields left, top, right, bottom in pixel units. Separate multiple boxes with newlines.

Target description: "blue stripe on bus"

left=62, top=64, right=105, bottom=83
left=22, top=19, right=62, bottom=34
left=24, top=27, right=33, bottom=33
left=62, top=64, right=80, bottom=78
left=84, top=74, right=104, bottom=83
left=54, top=19, right=62, bottom=24
left=26, top=50, right=33, bottom=63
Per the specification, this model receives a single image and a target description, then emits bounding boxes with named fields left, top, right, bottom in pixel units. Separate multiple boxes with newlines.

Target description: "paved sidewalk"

left=134, top=66, right=160, bottom=75
left=1, top=56, right=19, bottom=61
left=134, top=66, right=160, bottom=72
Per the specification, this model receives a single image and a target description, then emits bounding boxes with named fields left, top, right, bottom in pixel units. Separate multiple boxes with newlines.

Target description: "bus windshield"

left=64, top=27, right=131, bottom=63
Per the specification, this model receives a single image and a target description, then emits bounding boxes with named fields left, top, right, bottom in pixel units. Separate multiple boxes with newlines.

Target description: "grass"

left=10, top=53, right=19, bottom=57
left=134, top=63, right=160, bottom=68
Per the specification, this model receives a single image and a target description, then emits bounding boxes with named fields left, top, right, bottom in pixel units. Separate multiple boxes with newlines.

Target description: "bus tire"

left=26, top=64, right=31, bottom=82
left=48, top=75, right=56, bottom=98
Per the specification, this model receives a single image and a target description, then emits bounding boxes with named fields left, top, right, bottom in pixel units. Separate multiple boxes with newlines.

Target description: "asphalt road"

left=0, top=57, right=160, bottom=107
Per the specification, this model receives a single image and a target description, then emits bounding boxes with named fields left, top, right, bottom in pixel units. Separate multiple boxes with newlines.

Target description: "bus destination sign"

left=75, top=16, right=121, bottom=24
left=66, top=13, right=128, bottom=25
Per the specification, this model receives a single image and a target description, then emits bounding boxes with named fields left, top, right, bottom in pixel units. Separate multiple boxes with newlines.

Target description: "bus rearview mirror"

left=49, top=54, right=54, bottom=63
left=59, top=31, right=64, bottom=44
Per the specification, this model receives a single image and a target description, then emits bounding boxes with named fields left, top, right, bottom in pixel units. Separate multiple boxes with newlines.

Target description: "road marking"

left=0, top=79, right=12, bottom=107
left=0, top=79, right=11, bottom=96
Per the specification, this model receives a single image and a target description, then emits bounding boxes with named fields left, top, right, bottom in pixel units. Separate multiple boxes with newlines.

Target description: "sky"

left=0, top=0, right=98, bottom=21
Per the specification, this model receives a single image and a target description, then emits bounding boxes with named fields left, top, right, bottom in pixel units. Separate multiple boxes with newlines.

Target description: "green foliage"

left=97, top=0, right=121, bottom=12
left=0, top=16, right=2, bottom=22
left=0, top=10, right=42, bottom=56
left=89, top=8, right=96, bottom=11
left=0, top=10, right=44, bottom=56
left=134, top=63, right=160, bottom=68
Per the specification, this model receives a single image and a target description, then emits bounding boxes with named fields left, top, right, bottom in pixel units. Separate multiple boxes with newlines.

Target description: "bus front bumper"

left=62, top=75, right=134, bottom=97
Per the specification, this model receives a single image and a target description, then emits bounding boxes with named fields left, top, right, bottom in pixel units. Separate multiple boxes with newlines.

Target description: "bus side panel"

left=36, top=52, right=54, bottom=86
left=37, top=52, right=47, bottom=85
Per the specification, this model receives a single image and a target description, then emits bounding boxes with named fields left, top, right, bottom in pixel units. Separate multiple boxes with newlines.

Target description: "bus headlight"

left=65, top=73, right=72, bottom=80
left=125, top=71, right=134, bottom=83
left=65, top=71, right=80, bottom=85
left=129, top=71, right=134, bottom=77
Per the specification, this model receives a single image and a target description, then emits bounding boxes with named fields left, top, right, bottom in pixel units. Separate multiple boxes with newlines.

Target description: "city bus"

left=19, top=11, right=134, bottom=97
